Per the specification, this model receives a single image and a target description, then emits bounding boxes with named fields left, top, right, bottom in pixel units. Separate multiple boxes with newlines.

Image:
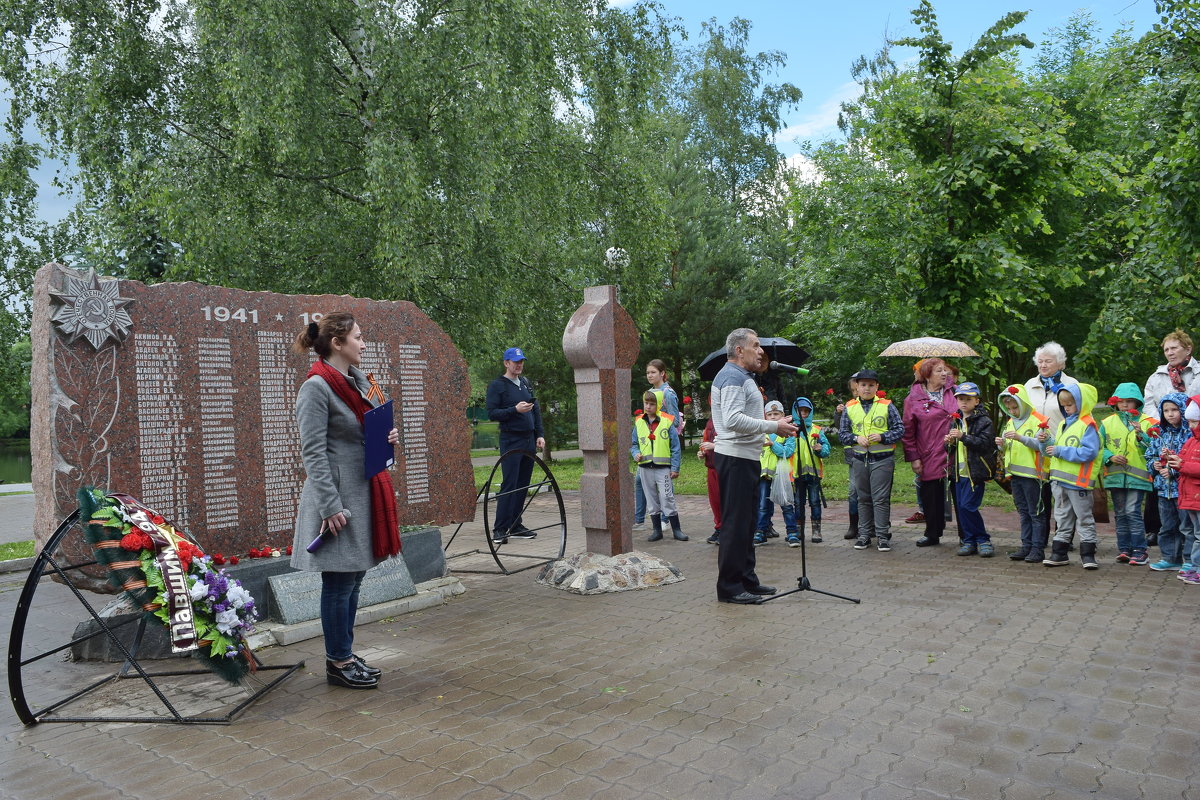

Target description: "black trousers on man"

left=716, top=452, right=762, bottom=599
left=494, top=431, right=537, bottom=536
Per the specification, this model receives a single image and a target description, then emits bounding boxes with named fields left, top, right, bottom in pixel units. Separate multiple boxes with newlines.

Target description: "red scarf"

left=1168, top=363, right=1187, bottom=393
left=307, top=360, right=401, bottom=558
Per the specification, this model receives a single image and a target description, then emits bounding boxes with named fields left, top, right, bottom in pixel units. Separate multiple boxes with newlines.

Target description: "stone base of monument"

left=69, top=527, right=455, bottom=661
left=535, top=551, right=684, bottom=595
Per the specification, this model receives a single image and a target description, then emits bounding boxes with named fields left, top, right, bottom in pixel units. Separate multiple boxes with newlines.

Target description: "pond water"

left=0, top=440, right=32, bottom=484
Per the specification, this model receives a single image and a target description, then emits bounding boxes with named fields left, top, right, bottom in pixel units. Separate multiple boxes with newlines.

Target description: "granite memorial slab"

left=266, top=555, right=417, bottom=625
left=562, top=285, right=639, bottom=555
left=30, top=263, right=475, bottom=571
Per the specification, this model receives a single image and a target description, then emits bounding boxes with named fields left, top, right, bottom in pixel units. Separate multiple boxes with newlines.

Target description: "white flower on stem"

left=215, top=608, right=240, bottom=635
left=189, top=577, right=210, bottom=602
left=226, top=584, right=252, bottom=609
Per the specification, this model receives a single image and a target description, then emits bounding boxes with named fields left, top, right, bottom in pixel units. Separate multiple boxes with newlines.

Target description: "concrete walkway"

left=3, top=491, right=1199, bottom=799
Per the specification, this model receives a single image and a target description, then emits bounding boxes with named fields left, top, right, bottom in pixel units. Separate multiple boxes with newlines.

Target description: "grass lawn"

left=474, top=443, right=1015, bottom=508
left=0, top=540, right=34, bottom=560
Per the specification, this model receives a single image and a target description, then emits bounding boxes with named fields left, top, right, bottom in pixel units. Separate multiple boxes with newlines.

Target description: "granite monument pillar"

left=561, top=285, right=639, bottom=556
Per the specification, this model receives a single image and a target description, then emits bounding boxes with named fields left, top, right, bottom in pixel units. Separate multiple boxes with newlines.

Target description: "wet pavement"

left=3, top=490, right=1199, bottom=800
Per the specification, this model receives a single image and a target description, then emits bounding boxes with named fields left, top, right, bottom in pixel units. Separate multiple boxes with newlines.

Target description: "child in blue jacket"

left=791, top=397, right=831, bottom=545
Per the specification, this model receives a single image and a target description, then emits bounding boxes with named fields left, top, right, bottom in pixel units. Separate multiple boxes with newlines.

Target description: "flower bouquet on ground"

left=78, top=487, right=259, bottom=684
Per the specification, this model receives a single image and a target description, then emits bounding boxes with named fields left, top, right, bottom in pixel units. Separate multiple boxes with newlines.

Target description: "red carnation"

left=825, top=388, right=834, bottom=396
left=1037, top=420, right=1050, bottom=430
left=648, top=434, right=656, bottom=441
left=212, top=553, right=225, bottom=565
left=1108, top=396, right=1120, bottom=405
left=119, top=532, right=145, bottom=551
left=1148, top=426, right=1161, bottom=438
left=229, top=556, right=240, bottom=565
left=151, top=514, right=165, bottom=525
left=876, top=390, right=886, bottom=398
left=683, top=395, right=693, bottom=405
left=1007, top=385, right=1019, bottom=394
left=249, top=548, right=261, bottom=558
left=285, top=546, right=293, bottom=556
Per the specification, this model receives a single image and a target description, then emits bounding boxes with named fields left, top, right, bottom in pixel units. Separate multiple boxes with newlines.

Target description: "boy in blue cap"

left=838, top=369, right=905, bottom=551
left=944, top=382, right=997, bottom=556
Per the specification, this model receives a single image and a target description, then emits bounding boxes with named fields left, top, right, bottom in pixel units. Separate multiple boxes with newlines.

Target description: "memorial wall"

left=31, top=264, right=475, bottom=560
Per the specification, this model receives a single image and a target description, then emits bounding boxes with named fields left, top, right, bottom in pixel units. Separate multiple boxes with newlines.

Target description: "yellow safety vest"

left=1048, top=415, right=1103, bottom=489
left=760, top=435, right=794, bottom=479
left=634, top=412, right=675, bottom=467
left=845, top=398, right=895, bottom=455
left=794, top=424, right=824, bottom=479
left=1101, top=412, right=1158, bottom=484
left=1001, top=410, right=1049, bottom=480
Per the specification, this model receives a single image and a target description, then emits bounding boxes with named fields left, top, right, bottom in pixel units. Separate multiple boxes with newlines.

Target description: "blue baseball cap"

left=503, top=347, right=526, bottom=361
left=954, top=382, right=981, bottom=398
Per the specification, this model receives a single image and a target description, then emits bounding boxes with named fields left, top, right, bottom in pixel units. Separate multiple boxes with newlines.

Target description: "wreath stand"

left=8, top=507, right=303, bottom=725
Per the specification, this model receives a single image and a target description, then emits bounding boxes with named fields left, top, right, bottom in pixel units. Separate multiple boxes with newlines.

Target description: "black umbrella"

left=696, top=337, right=811, bottom=381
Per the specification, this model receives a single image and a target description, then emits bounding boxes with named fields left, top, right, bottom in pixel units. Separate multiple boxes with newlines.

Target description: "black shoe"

left=508, top=527, right=537, bottom=539
left=747, top=585, right=777, bottom=595
left=706, top=530, right=720, bottom=545
left=718, top=592, right=764, bottom=605
left=352, top=654, right=381, bottom=677
left=327, top=659, right=379, bottom=689
left=915, top=537, right=941, bottom=547
left=1024, top=550, right=1045, bottom=563
left=1008, top=547, right=1030, bottom=561
left=843, top=529, right=858, bottom=540
left=877, top=538, right=892, bottom=552
left=853, top=536, right=871, bottom=550
left=490, top=535, right=508, bottom=546
left=765, top=528, right=780, bottom=538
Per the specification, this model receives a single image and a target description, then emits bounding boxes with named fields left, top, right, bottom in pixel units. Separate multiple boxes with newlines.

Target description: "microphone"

left=307, top=509, right=352, bottom=553
left=769, top=360, right=810, bottom=375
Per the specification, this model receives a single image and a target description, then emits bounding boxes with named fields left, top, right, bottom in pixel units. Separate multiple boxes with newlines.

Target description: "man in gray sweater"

left=712, top=328, right=799, bottom=604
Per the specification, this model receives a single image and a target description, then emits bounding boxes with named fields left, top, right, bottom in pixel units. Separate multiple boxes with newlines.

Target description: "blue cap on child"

left=954, top=382, right=981, bottom=398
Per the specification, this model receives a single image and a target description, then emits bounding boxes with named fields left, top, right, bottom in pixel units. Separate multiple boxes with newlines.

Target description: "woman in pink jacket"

left=902, top=358, right=958, bottom=547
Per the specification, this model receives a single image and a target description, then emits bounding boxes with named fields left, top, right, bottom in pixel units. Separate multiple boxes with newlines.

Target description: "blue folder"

left=364, top=400, right=395, bottom=478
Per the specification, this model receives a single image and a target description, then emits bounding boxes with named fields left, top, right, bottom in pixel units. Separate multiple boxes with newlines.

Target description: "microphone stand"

left=763, top=407, right=859, bottom=606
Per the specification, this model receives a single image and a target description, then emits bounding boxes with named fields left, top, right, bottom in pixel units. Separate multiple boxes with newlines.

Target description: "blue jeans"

left=634, top=475, right=646, bottom=523
left=1010, top=476, right=1048, bottom=552
left=1110, top=488, right=1149, bottom=554
left=954, top=478, right=988, bottom=544
left=1157, top=496, right=1195, bottom=564
left=793, top=475, right=822, bottom=522
left=321, top=570, right=366, bottom=662
left=757, top=479, right=798, bottom=534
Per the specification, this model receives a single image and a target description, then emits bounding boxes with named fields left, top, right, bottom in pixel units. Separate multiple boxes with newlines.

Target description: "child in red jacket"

left=1165, top=395, right=1200, bottom=584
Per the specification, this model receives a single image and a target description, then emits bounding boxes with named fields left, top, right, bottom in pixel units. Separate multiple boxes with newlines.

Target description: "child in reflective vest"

left=1039, top=382, right=1103, bottom=569
left=837, top=369, right=905, bottom=551
left=996, top=384, right=1050, bottom=563
left=1100, top=383, right=1157, bottom=565
left=631, top=391, right=685, bottom=542
left=790, top=397, right=830, bottom=546
left=754, top=401, right=798, bottom=546
left=944, top=383, right=996, bottom=556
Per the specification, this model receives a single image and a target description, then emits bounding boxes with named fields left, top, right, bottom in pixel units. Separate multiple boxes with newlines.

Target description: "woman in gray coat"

left=291, top=312, right=399, bottom=689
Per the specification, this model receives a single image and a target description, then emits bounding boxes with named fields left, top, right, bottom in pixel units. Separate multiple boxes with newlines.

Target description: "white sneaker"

left=632, top=522, right=646, bottom=531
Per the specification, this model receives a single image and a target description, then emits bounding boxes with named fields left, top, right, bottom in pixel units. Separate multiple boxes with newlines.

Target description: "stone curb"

left=0, top=556, right=36, bottom=575
left=247, top=575, right=466, bottom=649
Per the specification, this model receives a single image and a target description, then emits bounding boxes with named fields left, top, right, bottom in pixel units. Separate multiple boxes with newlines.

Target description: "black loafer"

left=747, top=585, right=777, bottom=595
left=718, top=592, right=764, bottom=605
left=914, top=537, right=941, bottom=547
left=327, top=659, right=379, bottom=689
left=352, top=653, right=381, bottom=677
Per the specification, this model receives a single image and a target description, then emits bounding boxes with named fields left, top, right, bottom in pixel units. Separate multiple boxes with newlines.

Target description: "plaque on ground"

left=30, top=263, right=475, bottom=561
left=266, top=556, right=417, bottom=625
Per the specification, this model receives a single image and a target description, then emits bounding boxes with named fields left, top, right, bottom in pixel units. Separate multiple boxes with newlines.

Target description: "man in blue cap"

left=486, top=347, right=546, bottom=543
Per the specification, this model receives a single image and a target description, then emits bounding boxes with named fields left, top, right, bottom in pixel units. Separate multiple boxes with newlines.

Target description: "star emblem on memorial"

left=49, top=267, right=136, bottom=349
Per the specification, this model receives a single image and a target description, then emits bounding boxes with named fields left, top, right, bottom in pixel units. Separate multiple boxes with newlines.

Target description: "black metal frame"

left=8, top=508, right=303, bottom=726
left=443, top=450, right=567, bottom=574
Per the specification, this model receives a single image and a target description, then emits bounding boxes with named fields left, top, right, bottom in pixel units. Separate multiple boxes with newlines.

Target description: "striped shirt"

left=712, top=361, right=775, bottom=461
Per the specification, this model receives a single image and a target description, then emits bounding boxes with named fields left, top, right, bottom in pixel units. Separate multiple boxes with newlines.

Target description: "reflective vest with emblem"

left=845, top=398, right=895, bottom=455
left=1001, top=411, right=1049, bottom=481
left=1048, top=415, right=1103, bottom=489
left=1101, top=412, right=1158, bottom=485
left=634, top=412, right=675, bottom=467
left=760, top=435, right=794, bottom=479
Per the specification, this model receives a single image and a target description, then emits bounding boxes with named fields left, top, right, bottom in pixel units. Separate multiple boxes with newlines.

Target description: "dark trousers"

left=716, top=453, right=762, bottom=599
left=954, top=477, right=988, bottom=543
left=494, top=431, right=537, bottom=535
left=321, top=570, right=366, bottom=662
left=1011, top=476, right=1048, bottom=552
left=918, top=479, right=946, bottom=540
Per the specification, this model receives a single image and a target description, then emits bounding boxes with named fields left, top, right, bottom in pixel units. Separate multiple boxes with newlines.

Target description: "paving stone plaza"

left=3, top=491, right=1198, bottom=800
